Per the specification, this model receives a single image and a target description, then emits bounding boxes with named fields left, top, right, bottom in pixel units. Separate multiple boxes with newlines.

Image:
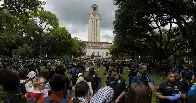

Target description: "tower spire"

left=88, top=4, right=101, bottom=42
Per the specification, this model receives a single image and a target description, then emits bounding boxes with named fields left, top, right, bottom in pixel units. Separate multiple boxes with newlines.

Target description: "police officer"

left=156, top=72, right=182, bottom=103
left=106, top=68, right=126, bottom=103
left=131, top=64, right=155, bottom=92
left=172, top=69, right=187, bottom=102
left=85, top=67, right=101, bottom=93
left=180, top=66, right=195, bottom=87
left=187, top=83, right=196, bottom=103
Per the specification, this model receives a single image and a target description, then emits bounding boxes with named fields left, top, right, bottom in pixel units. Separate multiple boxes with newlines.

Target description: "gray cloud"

left=102, top=34, right=113, bottom=40
left=44, top=0, right=115, bottom=42
left=45, top=0, right=115, bottom=29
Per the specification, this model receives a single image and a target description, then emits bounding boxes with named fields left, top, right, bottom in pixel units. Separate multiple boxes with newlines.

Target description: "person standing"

left=85, top=67, right=101, bottom=93
left=156, top=72, right=182, bottom=103
left=106, top=68, right=126, bottom=103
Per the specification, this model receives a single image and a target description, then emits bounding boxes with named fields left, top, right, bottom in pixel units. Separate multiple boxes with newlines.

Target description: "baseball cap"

left=78, top=73, right=83, bottom=77
left=27, top=71, right=36, bottom=78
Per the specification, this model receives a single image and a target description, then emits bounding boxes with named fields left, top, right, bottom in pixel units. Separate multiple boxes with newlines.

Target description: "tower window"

left=106, top=52, right=108, bottom=56
left=93, top=7, right=96, bottom=12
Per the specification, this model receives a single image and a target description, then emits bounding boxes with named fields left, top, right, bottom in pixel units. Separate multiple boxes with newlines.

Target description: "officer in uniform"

left=180, top=66, right=195, bottom=87
left=106, top=68, right=126, bottom=103
left=171, top=69, right=187, bottom=102
left=187, top=83, right=196, bottom=103
left=85, top=67, right=101, bottom=93
left=156, top=72, right=182, bottom=103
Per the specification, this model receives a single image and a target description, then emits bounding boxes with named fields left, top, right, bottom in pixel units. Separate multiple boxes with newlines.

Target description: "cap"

left=27, top=71, right=36, bottom=78
left=78, top=73, right=83, bottom=77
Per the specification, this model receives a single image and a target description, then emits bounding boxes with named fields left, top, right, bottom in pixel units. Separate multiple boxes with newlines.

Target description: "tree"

left=0, top=0, right=83, bottom=58
left=0, top=0, right=44, bottom=56
left=0, top=10, right=24, bottom=56
left=113, top=0, right=196, bottom=61
left=31, top=10, right=59, bottom=33
left=29, top=10, right=59, bottom=56
left=1, top=0, right=44, bottom=21
left=71, top=37, right=86, bottom=57
left=49, top=27, right=73, bottom=57
left=12, top=43, right=33, bottom=58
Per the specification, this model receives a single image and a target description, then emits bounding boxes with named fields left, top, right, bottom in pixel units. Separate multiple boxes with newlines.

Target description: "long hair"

left=125, top=83, right=151, bottom=103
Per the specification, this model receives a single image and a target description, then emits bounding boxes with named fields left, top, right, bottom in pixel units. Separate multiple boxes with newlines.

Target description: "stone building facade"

left=85, top=4, right=112, bottom=59
left=88, top=4, right=101, bottom=42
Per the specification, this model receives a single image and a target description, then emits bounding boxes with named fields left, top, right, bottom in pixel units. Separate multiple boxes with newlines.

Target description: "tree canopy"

left=0, top=0, right=86, bottom=59
left=112, top=0, right=196, bottom=62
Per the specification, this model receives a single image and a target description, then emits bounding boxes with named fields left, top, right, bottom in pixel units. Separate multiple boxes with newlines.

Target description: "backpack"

left=27, top=93, right=43, bottom=103
left=44, top=96, right=68, bottom=103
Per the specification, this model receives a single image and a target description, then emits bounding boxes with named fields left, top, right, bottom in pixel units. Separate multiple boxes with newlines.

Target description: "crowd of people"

left=0, top=57, right=195, bottom=103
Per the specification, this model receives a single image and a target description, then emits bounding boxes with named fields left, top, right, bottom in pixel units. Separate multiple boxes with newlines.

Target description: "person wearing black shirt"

left=106, top=68, right=126, bottom=103
left=85, top=67, right=101, bottom=93
left=156, top=72, right=182, bottom=103
left=172, top=69, right=187, bottom=101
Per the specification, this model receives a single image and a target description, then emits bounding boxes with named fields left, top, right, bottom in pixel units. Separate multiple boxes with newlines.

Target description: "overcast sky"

left=44, top=0, right=116, bottom=42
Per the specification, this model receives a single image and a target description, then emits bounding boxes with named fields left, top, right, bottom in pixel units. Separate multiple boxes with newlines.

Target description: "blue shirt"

left=188, top=83, right=196, bottom=96
left=68, top=67, right=75, bottom=74
left=68, top=67, right=82, bottom=75
left=175, top=63, right=184, bottom=72
left=131, top=75, right=155, bottom=86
